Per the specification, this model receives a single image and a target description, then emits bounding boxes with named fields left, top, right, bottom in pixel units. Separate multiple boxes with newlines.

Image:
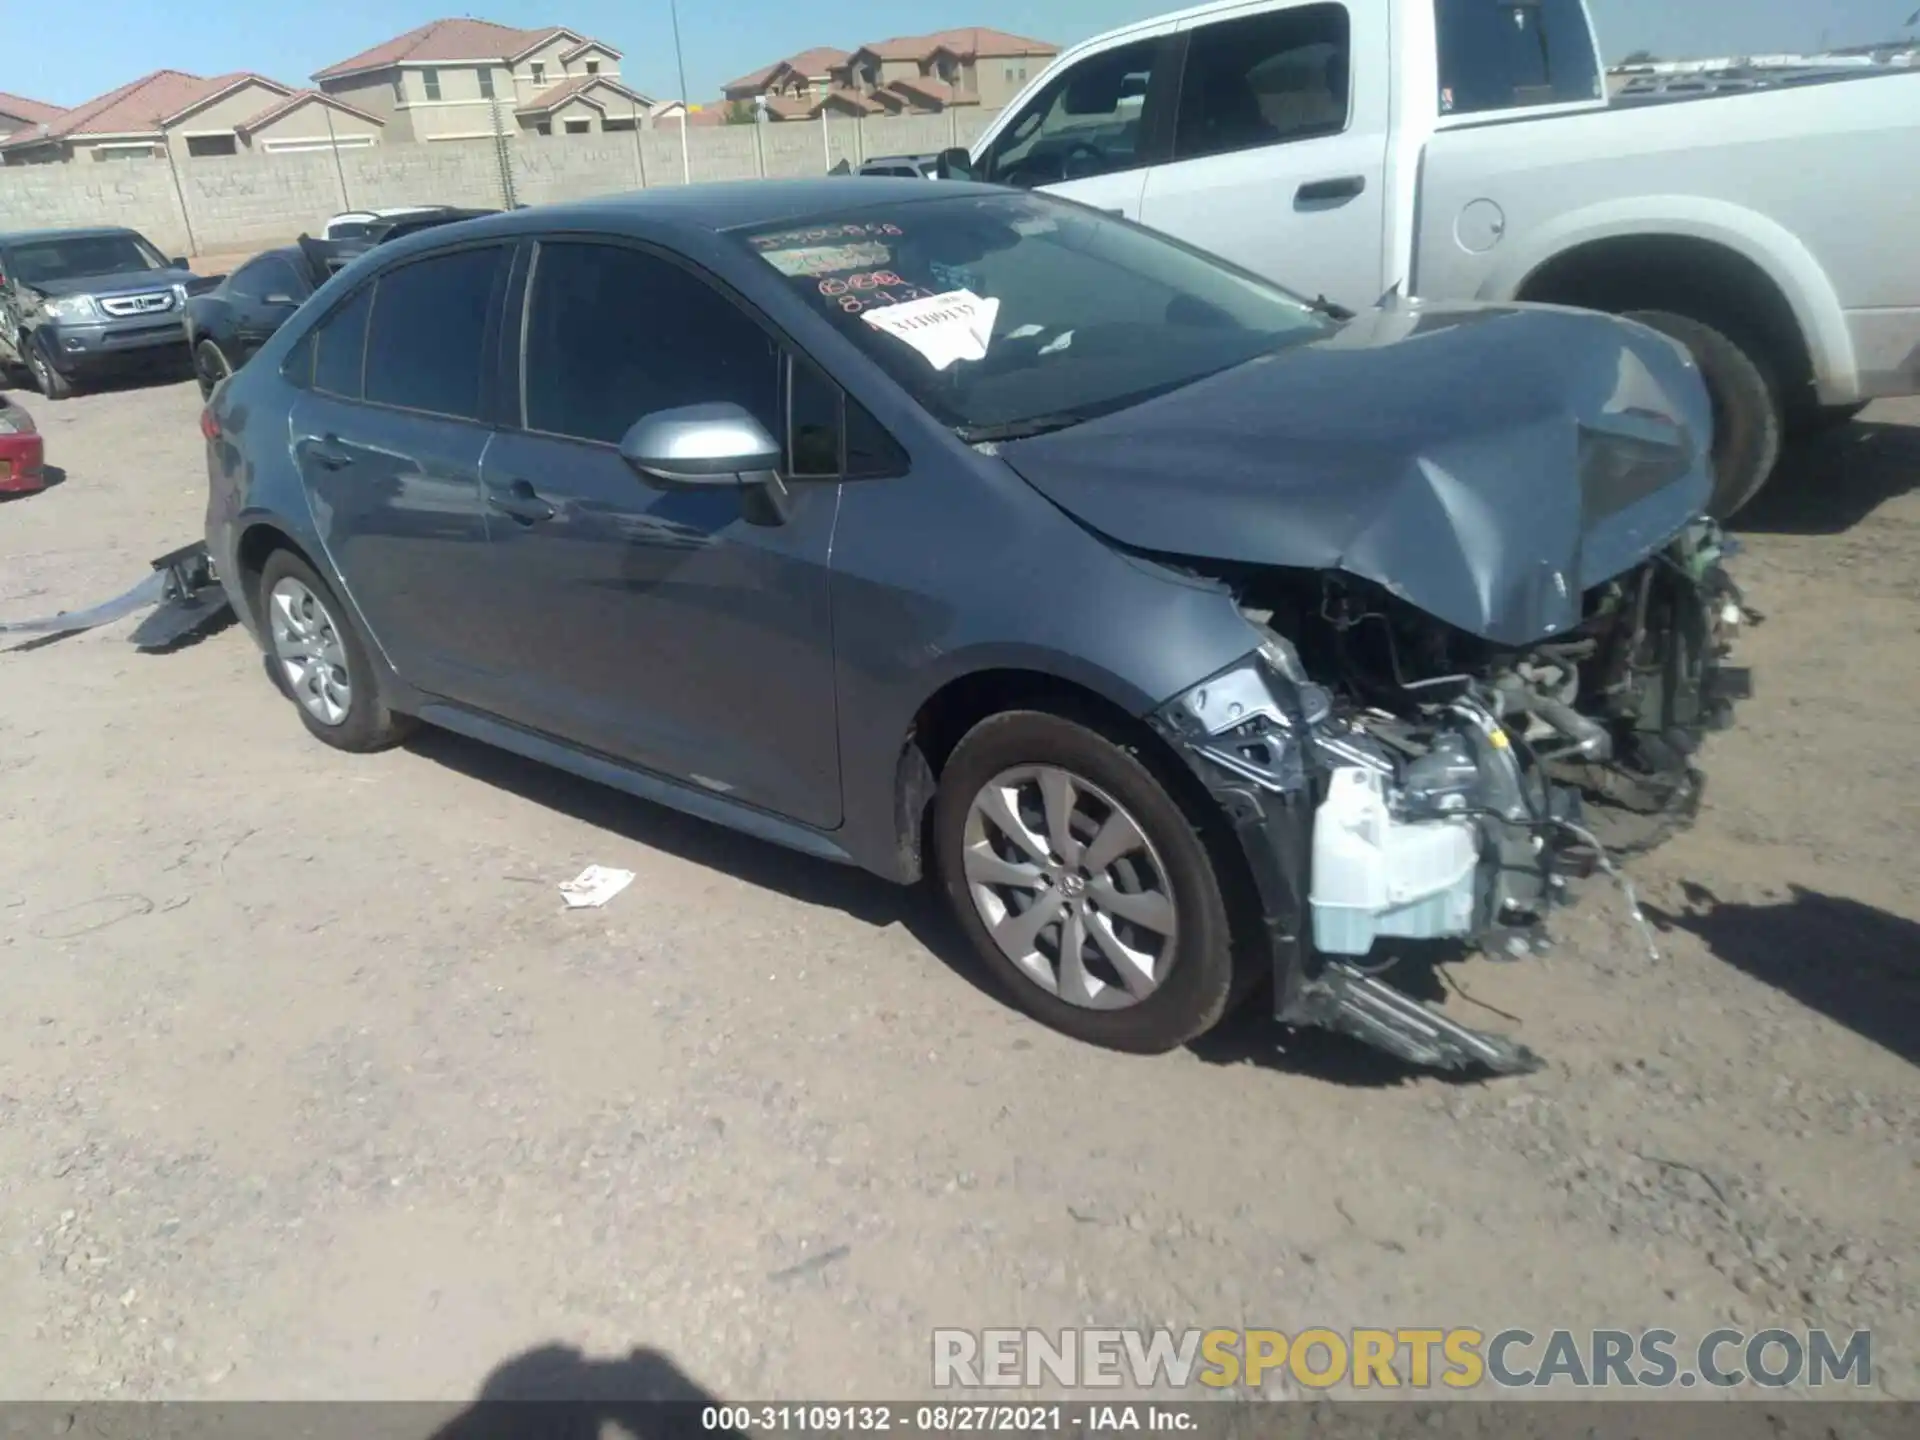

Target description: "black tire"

left=933, top=710, right=1240, bottom=1054
left=27, top=335, right=74, bottom=401
left=194, top=338, right=232, bottom=400
left=256, top=548, right=414, bottom=753
left=1622, top=309, right=1780, bottom=519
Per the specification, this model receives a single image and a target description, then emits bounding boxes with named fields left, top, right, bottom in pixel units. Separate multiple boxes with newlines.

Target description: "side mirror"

left=619, top=402, right=782, bottom=488
left=934, top=146, right=976, bottom=181
left=169, top=256, right=190, bottom=270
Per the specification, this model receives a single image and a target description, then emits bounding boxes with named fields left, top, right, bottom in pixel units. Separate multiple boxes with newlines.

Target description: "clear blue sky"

left=12, top=0, right=1918, bottom=111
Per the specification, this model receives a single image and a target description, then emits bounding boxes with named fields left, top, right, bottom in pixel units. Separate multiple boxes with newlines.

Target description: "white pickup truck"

left=951, top=0, right=1920, bottom=516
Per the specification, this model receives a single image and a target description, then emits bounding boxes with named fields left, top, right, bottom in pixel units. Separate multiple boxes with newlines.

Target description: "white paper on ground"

left=558, top=865, right=635, bottom=909
left=860, top=289, right=1000, bottom=371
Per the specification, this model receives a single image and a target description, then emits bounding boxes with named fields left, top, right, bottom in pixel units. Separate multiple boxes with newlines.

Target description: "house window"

left=531, top=61, right=546, bottom=85
left=392, top=75, right=404, bottom=103
left=585, top=60, right=600, bottom=74
left=564, top=117, right=591, bottom=134
left=536, top=121, right=552, bottom=135
left=478, top=67, right=495, bottom=98
left=186, top=134, right=238, bottom=158
left=422, top=68, right=441, bottom=100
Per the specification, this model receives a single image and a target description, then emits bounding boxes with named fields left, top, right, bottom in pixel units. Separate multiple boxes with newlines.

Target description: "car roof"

left=0, top=226, right=147, bottom=246
left=370, top=177, right=1004, bottom=257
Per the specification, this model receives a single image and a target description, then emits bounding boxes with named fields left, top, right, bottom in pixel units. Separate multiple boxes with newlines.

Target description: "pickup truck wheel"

left=257, top=549, right=413, bottom=753
left=934, top=711, right=1239, bottom=1054
left=1622, top=310, right=1779, bottom=518
left=27, top=337, right=73, bottom=402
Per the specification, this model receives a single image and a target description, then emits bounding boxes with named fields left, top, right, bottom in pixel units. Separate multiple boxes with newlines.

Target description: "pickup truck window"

left=1434, top=0, right=1602, bottom=115
left=984, top=37, right=1166, bottom=187
left=1174, top=3, right=1351, bottom=162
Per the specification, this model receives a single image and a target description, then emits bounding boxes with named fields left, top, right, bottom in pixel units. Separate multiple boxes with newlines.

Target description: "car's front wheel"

left=934, top=710, right=1241, bottom=1053
left=257, top=548, right=413, bottom=753
left=27, top=336, right=73, bottom=401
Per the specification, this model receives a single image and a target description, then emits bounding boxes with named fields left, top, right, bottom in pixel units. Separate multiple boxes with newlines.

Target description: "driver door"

left=976, top=26, right=1183, bottom=222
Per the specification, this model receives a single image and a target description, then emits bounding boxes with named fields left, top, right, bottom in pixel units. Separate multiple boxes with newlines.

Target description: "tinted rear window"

left=1435, top=0, right=1603, bottom=115
left=310, top=285, right=372, bottom=398
left=364, top=246, right=507, bottom=421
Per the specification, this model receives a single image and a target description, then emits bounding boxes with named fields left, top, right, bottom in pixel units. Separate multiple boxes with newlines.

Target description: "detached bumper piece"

left=1295, top=963, right=1542, bottom=1077
left=0, top=541, right=229, bottom=650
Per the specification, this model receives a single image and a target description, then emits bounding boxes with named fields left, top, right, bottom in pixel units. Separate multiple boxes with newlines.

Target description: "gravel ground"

left=1, top=375, right=1915, bottom=1405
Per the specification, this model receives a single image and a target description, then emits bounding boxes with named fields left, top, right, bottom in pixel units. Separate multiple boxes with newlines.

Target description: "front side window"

left=521, top=241, right=780, bottom=448
left=1434, top=0, right=1602, bottom=115
left=983, top=37, right=1163, bottom=187
left=363, top=246, right=507, bottom=420
left=310, top=285, right=372, bottom=398
left=736, top=191, right=1331, bottom=440
left=422, top=68, right=442, bottom=101
left=1174, top=4, right=1352, bottom=162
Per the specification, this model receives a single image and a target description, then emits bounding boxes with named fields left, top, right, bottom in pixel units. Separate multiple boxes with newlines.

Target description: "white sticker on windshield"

left=859, top=288, right=1000, bottom=371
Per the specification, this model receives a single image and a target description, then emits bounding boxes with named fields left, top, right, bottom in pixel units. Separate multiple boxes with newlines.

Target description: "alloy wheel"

left=961, top=764, right=1179, bottom=1010
left=267, top=577, right=352, bottom=726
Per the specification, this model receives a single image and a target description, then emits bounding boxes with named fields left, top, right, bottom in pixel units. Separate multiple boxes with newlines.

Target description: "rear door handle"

left=1296, top=175, right=1366, bottom=203
left=487, top=479, right=555, bottom=525
left=307, top=438, right=353, bottom=470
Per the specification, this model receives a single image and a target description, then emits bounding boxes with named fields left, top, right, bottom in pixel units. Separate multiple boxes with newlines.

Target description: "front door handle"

left=307, top=437, right=353, bottom=470
left=1296, top=175, right=1367, bottom=204
left=487, top=479, right=555, bottom=525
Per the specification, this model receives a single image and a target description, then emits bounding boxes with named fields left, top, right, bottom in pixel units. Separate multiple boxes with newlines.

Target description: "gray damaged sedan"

left=201, top=180, right=1749, bottom=1074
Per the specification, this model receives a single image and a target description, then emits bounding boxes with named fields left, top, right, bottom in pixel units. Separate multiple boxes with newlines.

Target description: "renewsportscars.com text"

left=931, top=1327, right=1873, bottom=1392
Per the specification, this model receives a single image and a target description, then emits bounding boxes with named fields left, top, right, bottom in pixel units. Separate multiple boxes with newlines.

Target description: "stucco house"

left=723, top=27, right=1057, bottom=118
left=312, top=16, right=653, bottom=141
left=0, top=71, right=385, bottom=165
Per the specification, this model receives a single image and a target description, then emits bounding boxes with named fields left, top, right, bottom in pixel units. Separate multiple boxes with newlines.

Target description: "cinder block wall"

left=0, top=110, right=1007, bottom=259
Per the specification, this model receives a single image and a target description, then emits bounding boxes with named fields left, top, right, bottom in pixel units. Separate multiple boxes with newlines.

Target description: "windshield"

left=735, top=191, right=1333, bottom=439
left=4, top=232, right=169, bottom=286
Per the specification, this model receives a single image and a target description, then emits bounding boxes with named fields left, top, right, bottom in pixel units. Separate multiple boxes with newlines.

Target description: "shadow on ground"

left=406, top=726, right=1001, bottom=1008
left=1645, top=881, right=1920, bottom=1068
left=1738, top=421, right=1920, bottom=536
left=0, top=463, right=65, bottom=501
left=426, top=1343, right=738, bottom=1440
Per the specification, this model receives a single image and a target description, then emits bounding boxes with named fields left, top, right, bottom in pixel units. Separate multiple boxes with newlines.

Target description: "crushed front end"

left=1150, top=521, right=1750, bottom=1076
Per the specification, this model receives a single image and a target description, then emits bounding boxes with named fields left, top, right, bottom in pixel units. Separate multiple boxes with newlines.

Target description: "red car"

left=0, top=394, right=45, bottom=494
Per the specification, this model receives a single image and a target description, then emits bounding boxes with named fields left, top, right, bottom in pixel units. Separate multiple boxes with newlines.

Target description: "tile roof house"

left=313, top=17, right=653, bottom=142
left=0, top=91, right=63, bottom=139
left=723, top=27, right=1056, bottom=119
left=0, top=70, right=387, bottom=165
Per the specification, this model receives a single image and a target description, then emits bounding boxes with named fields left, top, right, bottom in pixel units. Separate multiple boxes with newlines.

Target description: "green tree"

left=724, top=99, right=757, bottom=125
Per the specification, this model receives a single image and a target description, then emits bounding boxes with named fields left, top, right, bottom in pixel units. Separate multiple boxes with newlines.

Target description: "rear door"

left=977, top=25, right=1182, bottom=222
left=1136, top=1, right=1390, bottom=313
left=285, top=242, right=512, bottom=704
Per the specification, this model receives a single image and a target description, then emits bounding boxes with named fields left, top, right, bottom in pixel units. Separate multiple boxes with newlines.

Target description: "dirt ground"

left=1, top=375, right=1916, bottom=1405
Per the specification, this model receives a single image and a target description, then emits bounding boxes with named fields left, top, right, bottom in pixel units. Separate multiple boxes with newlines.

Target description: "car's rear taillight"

left=200, top=407, right=221, bottom=442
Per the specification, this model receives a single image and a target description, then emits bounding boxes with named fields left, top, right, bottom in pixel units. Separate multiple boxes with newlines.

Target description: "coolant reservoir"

left=1310, top=766, right=1480, bottom=956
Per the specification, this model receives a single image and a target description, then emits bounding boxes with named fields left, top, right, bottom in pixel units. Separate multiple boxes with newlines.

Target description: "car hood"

left=997, top=299, right=1715, bottom=646
left=28, top=268, right=193, bottom=298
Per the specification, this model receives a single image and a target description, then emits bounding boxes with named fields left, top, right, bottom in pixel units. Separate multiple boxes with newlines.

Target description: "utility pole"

left=669, top=0, right=692, bottom=183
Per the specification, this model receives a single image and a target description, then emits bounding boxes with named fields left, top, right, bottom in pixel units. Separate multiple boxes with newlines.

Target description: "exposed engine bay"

left=1153, top=520, right=1751, bottom=1075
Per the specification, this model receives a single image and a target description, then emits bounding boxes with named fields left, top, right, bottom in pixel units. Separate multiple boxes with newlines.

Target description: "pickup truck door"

left=974, top=25, right=1184, bottom=222
left=1135, top=0, right=1391, bottom=315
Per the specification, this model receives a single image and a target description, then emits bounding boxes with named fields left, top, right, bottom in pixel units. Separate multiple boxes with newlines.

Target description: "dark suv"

left=0, top=226, right=207, bottom=399
left=200, top=180, right=1746, bottom=1073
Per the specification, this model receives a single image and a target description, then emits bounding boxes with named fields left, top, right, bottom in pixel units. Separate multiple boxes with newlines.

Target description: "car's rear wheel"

left=194, top=339, right=232, bottom=400
left=934, top=711, right=1240, bottom=1053
left=1621, top=309, right=1780, bottom=518
left=27, top=336, right=73, bottom=402
left=257, top=548, right=413, bottom=753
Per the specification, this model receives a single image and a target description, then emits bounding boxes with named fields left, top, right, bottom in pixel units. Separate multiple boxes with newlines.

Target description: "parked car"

left=0, top=227, right=213, bottom=400
left=200, top=181, right=1748, bottom=1074
left=0, top=393, right=44, bottom=494
left=186, top=214, right=500, bottom=398
left=943, top=0, right=1920, bottom=516
left=857, top=154, right=940, bottom=178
